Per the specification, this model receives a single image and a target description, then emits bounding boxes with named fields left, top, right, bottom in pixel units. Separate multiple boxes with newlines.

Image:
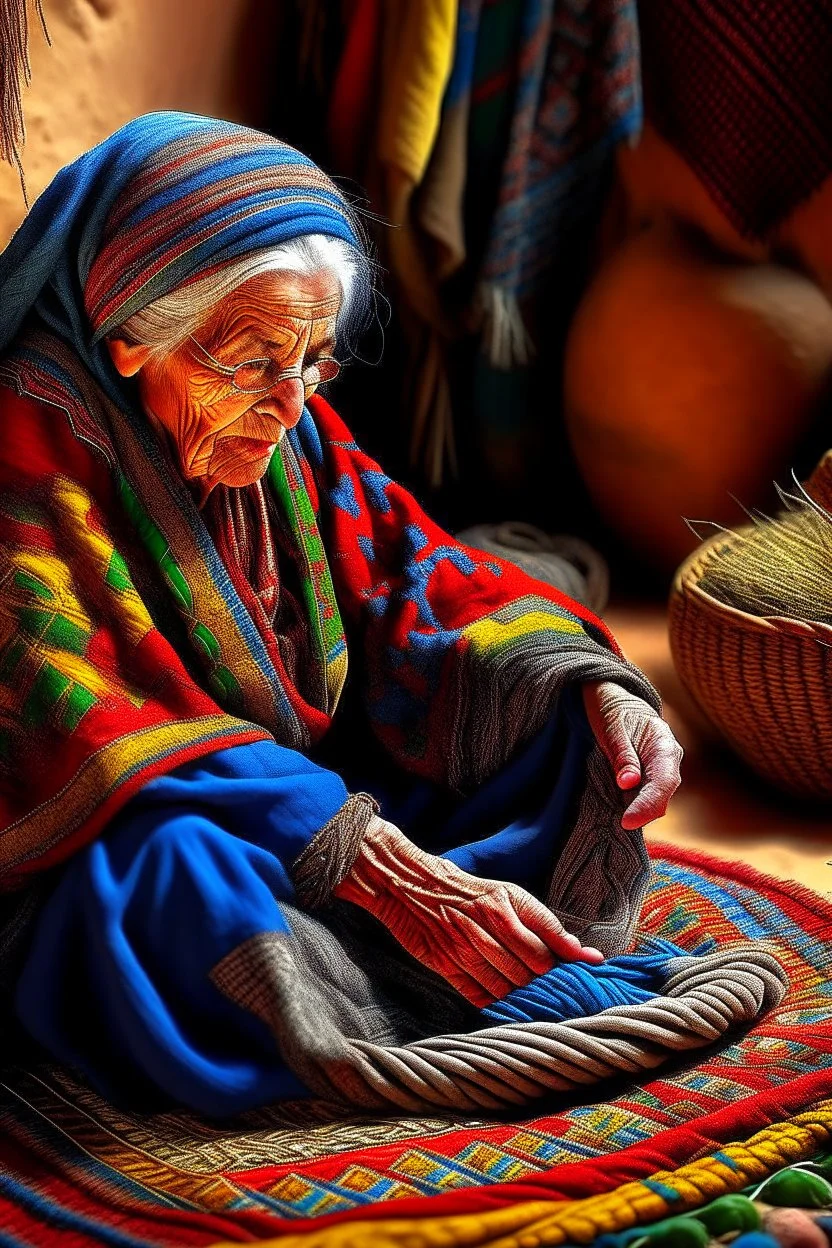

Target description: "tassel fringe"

left=0, top=0, right=49, bottom=203
left=473, top=280, right=536, bottom=370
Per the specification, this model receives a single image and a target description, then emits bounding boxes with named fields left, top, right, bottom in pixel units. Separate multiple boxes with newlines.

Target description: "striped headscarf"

left=0, top=111, right=361, bottom=403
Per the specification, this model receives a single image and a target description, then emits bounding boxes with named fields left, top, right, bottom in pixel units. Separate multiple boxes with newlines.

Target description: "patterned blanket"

left=0, top=845, right=829, bottom=1246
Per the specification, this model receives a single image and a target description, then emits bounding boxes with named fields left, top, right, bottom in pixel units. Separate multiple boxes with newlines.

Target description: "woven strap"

left=292, top=793, right=380, bottom=909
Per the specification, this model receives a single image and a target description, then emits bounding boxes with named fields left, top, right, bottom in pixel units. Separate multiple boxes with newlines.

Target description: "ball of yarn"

left=732, top=1234, right=781, bottom=1248
left=482, top=939, right=685, bottom=1024
left=594, top=1216, right=710, bottom=1247
left=764, top=1206, right=830, bottom=1248
left=695, top=1194, right=761, bottom=1235
left=758, top=1169, right=832, bottom=1208
left=455, top=521, right=610, bottom=613
left=637, top=1217, right=710, bottom=1247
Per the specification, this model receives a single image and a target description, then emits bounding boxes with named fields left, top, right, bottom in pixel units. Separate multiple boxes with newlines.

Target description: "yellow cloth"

left=368, top=0, right=459, bottom=482
left=377, top=0, right=457, bottom=193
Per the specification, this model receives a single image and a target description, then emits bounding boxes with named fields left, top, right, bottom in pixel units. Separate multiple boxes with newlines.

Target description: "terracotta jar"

left=564, top=224, right=832, bottom=571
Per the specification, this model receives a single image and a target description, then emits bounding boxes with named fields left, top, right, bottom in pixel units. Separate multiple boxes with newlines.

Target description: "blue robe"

left=15, top=699, right=592, bottom=1116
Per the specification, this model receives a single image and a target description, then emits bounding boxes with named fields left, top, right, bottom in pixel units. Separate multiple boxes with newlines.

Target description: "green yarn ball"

left=757, top=1168, right=832, bottom=1208
left=641, top=1216, right=710, bottom=1247
left=693, top=1193, right=762, bottom=1234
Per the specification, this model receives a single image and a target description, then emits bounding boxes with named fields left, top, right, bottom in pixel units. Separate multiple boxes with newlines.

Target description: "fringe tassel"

left=472, top=280, right=536, bottom=370
left=0, top=0, right=49, bottom=203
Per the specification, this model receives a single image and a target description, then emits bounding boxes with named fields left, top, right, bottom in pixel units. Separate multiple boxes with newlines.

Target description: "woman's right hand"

left=333, top=817, right=603, bottom=1008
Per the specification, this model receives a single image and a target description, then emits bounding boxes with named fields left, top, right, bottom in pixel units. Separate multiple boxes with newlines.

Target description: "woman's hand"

left=333, top=817, right=603, bottom=1007
left=582, top=681, right=683, bottom=830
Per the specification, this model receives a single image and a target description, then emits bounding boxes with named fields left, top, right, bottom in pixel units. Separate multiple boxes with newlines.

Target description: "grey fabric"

left=445, top=603, right=661, bottom=790
left=210, top=902, right=478, bottom=1104
left=545, top=742, right=650, bottom=956
left=445, top=608, right=661, bottom=955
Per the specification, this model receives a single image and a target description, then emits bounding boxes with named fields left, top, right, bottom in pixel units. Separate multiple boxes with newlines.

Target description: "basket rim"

left=670, top=525, right=832, bottom=644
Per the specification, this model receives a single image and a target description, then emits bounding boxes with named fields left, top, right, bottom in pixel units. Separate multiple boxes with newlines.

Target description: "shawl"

left=448, top=0, right=642, bottom=367
left=0, top=111, right=655, bottom=911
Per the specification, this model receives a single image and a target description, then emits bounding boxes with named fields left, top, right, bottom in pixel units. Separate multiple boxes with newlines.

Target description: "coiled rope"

left=456, top=520, right=610, bottom=613
left=338, top=945, right=787, bottom=1111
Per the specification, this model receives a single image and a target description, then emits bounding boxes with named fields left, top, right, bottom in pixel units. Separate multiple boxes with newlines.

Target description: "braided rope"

left=341, top=949, right=787, bottom=1111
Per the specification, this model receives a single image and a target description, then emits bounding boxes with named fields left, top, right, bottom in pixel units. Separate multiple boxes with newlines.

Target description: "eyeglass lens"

left=232, top=357, right=341, bottom=393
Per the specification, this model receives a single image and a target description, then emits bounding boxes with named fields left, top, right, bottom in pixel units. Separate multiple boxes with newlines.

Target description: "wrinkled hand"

left=333, top=817, right=603, bottom=1007
left=582, top=681, right=683, bottom=830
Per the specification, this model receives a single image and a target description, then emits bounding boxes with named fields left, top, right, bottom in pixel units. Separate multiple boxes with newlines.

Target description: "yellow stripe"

left=0, top=714, right=268, bottom=871
left=49, top=474, right=151, bottom=645
left=206, top=1103, right=832, bottom=1248
left=0, top=547, right=145, bottom=708
left=464, top=611, right=584, bottom=652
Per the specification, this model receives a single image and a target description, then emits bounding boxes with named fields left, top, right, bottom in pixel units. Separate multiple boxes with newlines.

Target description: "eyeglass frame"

left=187, top=334, right=341, bottom=395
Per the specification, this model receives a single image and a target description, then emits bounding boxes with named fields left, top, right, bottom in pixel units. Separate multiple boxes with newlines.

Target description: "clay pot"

left=564, top=224, right=832, bottom=571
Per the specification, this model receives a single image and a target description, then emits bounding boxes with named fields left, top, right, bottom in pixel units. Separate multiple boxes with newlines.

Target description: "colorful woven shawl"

left=460, top=0, right=643, bottom=365
left=0, top=111, right=656, bottom=900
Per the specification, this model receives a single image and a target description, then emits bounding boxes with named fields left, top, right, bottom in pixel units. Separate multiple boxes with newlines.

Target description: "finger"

left=438, top=962, right=495, bottom=1008
left=440, top=928, right=520, bottom=1001
left=419, top=934, right=499, bottom=1005
left=596, top=711, right=643, bottom=790
left=511, top=891, right=605, bottom=963
left=451, top=909, right=541, bottom=988
left=476, top=891, right=561, bottom=975
left=460, top=951, right=521, bottom=1003
left=622, top=726, right=683, bottom=829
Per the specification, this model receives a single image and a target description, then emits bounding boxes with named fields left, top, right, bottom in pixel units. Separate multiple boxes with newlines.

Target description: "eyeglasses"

left=187, top=335, right=341, bottom=395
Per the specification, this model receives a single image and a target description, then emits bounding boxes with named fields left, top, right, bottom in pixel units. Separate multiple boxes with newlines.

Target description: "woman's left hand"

left=582, top=681, right=683, bottom=829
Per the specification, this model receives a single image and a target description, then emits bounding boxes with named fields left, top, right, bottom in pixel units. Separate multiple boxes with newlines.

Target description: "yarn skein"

left=456, top=521, right=610, bottom=613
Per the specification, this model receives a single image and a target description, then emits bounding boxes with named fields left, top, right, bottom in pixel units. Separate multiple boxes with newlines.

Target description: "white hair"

left=117, top=234, right=367, bottom=356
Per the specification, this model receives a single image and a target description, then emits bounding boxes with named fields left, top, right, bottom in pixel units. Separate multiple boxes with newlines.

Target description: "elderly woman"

left=0, top=113, right=683, bottom=1116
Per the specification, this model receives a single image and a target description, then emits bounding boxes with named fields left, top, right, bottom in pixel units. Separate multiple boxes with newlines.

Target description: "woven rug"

left=0, top=844, right=831, bottom=1247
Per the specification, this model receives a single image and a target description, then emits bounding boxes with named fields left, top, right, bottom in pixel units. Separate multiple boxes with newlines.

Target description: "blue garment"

left=15, top=701, right=593, bottom=1117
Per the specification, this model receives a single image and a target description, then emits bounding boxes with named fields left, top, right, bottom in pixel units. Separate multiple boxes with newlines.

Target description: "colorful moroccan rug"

left=0, top=843, right=831, bottom=1246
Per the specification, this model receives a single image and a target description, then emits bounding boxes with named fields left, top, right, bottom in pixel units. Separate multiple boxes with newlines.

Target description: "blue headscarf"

left=0, top=111, right=361, bottom=406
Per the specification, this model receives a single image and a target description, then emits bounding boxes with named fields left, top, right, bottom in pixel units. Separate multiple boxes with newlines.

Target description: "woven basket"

left=669, top=526, right=832, bottom=800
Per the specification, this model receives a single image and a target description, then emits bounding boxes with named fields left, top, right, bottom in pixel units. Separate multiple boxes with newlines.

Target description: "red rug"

left=0, top=843, right=830, bottom=1246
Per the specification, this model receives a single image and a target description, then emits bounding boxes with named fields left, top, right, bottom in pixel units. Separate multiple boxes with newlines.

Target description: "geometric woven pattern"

left=0, top=845, right=831, bottom=1245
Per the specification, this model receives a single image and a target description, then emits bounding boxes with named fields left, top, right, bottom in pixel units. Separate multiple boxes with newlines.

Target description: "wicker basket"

left=669, top=526, right=832, bottom=800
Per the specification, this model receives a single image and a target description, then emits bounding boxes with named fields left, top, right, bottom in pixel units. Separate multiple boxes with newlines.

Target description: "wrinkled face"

left=110, top=269, right=341, bottom=501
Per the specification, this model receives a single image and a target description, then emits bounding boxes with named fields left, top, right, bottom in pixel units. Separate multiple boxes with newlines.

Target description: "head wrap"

left=0, top=111, right=361, bottom=404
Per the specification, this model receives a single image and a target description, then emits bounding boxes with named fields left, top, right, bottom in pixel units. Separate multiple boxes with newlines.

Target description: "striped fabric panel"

left=84, top=124, right=353, bottom=339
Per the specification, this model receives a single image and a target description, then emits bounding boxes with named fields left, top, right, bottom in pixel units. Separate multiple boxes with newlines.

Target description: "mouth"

left=223, top=435, right=281, bottom=456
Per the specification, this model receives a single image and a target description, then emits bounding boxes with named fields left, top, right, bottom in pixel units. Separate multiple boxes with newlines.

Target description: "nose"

left=252, top=377, right=305, bottom=431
